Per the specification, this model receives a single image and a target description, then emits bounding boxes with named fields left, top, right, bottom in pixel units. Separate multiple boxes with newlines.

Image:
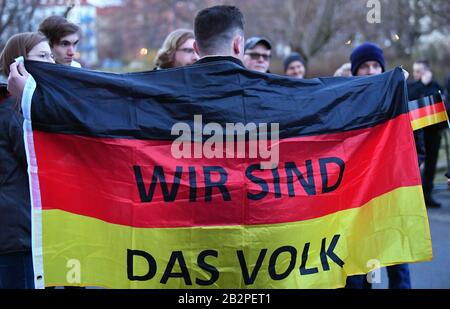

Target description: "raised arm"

left=7, top=62, right=29, bottom=99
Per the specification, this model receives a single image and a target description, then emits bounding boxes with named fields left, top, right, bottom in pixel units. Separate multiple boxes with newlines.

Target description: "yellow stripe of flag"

left=42, top=185, right=431, bottom=289
left=411, top=111, right=448, bottom=131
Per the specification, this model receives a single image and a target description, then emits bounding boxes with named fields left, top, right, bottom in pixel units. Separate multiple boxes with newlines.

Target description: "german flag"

left=22, top=61, right=432, bottom=289
left=409, top=93, right=449, bottom=131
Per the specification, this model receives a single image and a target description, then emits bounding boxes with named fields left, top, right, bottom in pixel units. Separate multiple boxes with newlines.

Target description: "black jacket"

left=408, top=80, right=443, bottom=101
left=0, top=87, right=31, bottom=254
left=406, top=81, right=443, bottom=163
left=408, top=80, right=445, bottom=131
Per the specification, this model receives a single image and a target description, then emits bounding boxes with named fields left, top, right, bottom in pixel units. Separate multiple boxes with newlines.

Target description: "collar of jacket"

left=195, top=56, right=244, bottom=68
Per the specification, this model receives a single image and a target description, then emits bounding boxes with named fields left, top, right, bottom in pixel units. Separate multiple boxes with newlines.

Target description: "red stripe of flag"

left=33, top=114, right=421, bottom=228
left=409, top=101, right=446, bottom=121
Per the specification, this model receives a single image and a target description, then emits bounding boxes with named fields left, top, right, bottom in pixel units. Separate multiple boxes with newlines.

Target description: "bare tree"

left=98, top=0, right=211, bottom=60
left=379, top=0, right=450, bottom=57
left=94, top=0, right=448, bottom=74
left=237, top=0, right=365, bottom=62
left=0, top=0, right=39, bottom=49
left=424, top=0, right=450, bottom=29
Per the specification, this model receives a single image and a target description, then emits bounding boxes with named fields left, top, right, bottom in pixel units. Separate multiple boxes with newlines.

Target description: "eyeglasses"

left=27, top=52, right=54, bottom=61
left=245, top=52, right=271, bottom=61
left=177, top=48, right=196, bottom=55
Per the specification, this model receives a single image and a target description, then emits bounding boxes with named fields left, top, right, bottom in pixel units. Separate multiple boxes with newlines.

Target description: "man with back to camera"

left=7, top=6, right=248, bottom=126
left=6, top=6, right=417, bottom=289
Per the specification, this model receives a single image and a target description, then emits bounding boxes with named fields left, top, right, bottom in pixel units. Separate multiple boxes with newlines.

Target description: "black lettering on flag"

left=196, top=250, right=219, bottom=286
left=246, top=164, right=269, bottom=201
left=319, top=157, right=345, bottom=194
left=189, top=166, right=197, bottom=202
left=237, top=249, right=267, bottom=285
left=271, top=167, right=282, bottom=199
left=299, top=243, right=319, bottom=275
left=160, top=251, right=192, bottom=285
left=285, top=161, right=316, bottom=196
left=320, top=234, right=345, bottom=271
left=203, top=166, right=231, bottom=202
left=133, top=165, right=183, bottom=202
left=268, top=246, right=297, bottom=280
left=127, top=249, right=157, bottom=281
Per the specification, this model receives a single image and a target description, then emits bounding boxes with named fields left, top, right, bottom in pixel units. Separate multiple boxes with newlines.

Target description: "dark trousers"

left=345, top=274, right=371, bottom=289
left=0, top=251, right=34, bottom=289
left=422, top=126, right=443, bottom=199
left=345, top=264, right=411, bottom=289
left=387, top=264, right=411, bottom=289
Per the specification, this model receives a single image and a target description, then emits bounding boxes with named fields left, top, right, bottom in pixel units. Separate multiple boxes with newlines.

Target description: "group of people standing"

left=0, top=5, right=448, bottom=289
left=153, top=28, right=308, bottom=79
left=153, top=24, right=449, bottom=209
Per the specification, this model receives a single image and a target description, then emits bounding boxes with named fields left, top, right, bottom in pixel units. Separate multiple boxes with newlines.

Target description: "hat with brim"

left=245, top=37, right=272, bottom=51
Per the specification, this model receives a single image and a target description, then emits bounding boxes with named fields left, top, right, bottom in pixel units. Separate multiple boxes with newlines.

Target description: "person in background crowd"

left=334, top=62, right=352, bottom=77
left=408, top=60, right=444, bottom=208
left=38, top=15, right=82, bottom=67
left=346, top=42, right=415, bottom=290
left=284, top=52, right=307, bottom=79
left=0, top=32, right=55, bottom=289
left=154, top=29, right=199, bottom=69
left=351, top=42, right=385, bottom=76
left=243, top=36, right=271, bottom=73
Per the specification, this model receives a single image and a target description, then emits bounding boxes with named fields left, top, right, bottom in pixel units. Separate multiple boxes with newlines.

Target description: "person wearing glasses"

left=38, top=16, right=82, bottom=68
left=154, top=29, right=199, bottom=69
left=243, top=36, right=272, bottom=73
left=0, top=32, right=55, bottom=289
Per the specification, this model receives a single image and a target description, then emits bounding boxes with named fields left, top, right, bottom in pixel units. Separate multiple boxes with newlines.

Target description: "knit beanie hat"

left=283, top=52, right=306, bottom=72
left=350, top=42, right=385, bottom=76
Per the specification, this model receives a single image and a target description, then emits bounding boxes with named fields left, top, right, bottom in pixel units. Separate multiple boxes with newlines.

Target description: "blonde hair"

left=0, top=32, right=48, bottom=76
left=154, top=29, right=194, bottom=69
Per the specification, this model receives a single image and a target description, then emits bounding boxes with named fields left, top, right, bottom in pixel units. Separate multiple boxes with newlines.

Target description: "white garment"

left=71, top=60, right=82, bottom=68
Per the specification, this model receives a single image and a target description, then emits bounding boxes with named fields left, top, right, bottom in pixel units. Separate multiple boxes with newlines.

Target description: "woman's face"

left=172, top=38, right=199, bottom=68
left=27, top=41, right=55, bottom=63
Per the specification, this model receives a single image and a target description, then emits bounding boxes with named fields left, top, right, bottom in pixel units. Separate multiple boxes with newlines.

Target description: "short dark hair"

left=194, top=5, right=244, bottom=55
left=414, top=60, right=430, bottom=70
left=38, top=16, right=81, bottom=47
